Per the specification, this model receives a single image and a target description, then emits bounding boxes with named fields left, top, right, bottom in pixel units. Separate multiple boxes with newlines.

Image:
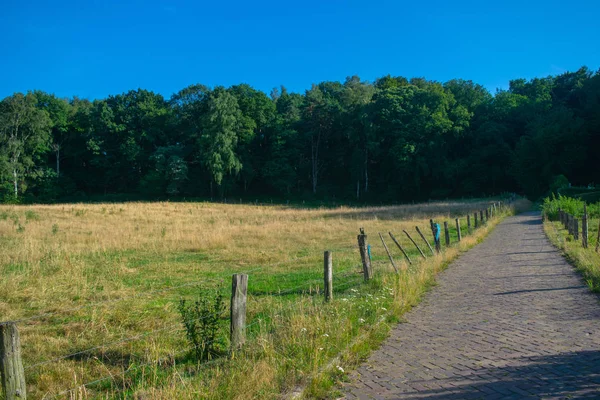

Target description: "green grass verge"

left=544, top=219, right=600, bottom=292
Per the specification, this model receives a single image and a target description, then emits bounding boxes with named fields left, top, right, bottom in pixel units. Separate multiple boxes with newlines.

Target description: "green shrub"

left=25, top=210, right=40, bottom=221
left=178, top=290, right=226, bottom=362
left=542, top=193, right=600, bottom=219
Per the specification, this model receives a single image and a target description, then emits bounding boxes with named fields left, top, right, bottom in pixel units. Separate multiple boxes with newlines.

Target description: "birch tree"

left=0, top=92, right=51, bottom=198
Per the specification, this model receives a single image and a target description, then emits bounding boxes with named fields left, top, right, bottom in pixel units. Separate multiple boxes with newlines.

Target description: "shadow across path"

left=345, top=212, right=600, bottom=399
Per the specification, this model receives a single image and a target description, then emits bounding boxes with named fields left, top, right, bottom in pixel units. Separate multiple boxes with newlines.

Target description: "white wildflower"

left=337, top=366, right=344, bottom=373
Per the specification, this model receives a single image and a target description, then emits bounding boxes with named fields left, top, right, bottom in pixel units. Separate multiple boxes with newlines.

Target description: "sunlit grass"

left=0, top=198, right=528, bottom=399
left=544, top=217, right=600, bottom=292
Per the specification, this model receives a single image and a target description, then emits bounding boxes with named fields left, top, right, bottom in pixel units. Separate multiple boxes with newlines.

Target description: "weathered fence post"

left=444, top=221, right=450, bottom=246
left=467, top=214, right=471, bottom=234
left=568, top=214, right=574, bottom=235
left=474, top=212, right=478, bottom=228
left=389, top=232, right=412, bottom=265
left=558, top=209, right=562, bottom=225
left=596, top=219, right=600, bottom=253
left=574, top=218, right=579, bottom=241
left=403, top=230, right=426, bottom=259
left=455, top=218, right=461, bottom=242
left=358, top=228, right=372, bottom=281
left=324, top=251, right=333, bottom=302
left=415, top=226, right=434, bottom=256
left=558, top=208, right=562, bottom=224
left=429, top=220, right=441, bottom=253
left=378, top=233, right=399, bottom=274
left=0, top=322, right=26, bottom=400
left=480, top=210, right=484, bottom=225
left=582, top=204, right=589, bottom=249
left=230, top=274, right=248, bottom=349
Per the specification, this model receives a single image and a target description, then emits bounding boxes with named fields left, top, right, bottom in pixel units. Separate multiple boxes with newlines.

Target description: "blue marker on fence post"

left=434, top=223, right=442, bottom=253
left=367, top=244, right=372, bottom=261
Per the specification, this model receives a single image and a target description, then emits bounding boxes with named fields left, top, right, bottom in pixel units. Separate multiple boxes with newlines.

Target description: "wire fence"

left=0, top=200, right=513, bottom=400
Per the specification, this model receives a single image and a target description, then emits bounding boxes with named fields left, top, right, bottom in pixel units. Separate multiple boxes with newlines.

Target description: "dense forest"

left=0, top=66, right=598, bottom=204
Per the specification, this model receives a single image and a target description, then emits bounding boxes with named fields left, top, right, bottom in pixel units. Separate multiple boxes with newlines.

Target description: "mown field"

left=0, top=199, right=527, bottom=399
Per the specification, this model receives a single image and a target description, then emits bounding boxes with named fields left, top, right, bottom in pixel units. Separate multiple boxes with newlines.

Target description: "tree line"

left=0, top=66, right=598, bottom=203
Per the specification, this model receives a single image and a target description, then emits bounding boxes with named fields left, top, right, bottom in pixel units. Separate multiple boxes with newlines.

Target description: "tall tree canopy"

left=1, top=66, right=599, bottom=203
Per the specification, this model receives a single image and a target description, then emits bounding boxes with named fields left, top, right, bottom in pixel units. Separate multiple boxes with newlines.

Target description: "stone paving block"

left=344, top=212, right=600, bottom=399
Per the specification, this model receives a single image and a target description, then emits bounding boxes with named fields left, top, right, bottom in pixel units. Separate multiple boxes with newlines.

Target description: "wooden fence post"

left=558, top=209, right=562, bottom=225
left=480, top=210, right=484, bottom=225
left=455, top=218, right=461, bottom=242
left=415, top=226, right=434, bottom=256
left=467, top=214, right=471, bottom=234
left=568, top=214, right=574, bottom=235
left=324, top=251, right=333, bottom=302
left=378, top=233, right=399, bottom=274
left=558, top=209, right=562, bottom=224
left=582, top=204, right=588, bottom=248
left=429, top=220, right=441, bottom=253
left=596, top=219, right=600, bottom=253
left=403, top=230, right=426, bottom=259
left=389, top=232, right=412, bottom=265
left=574, top=218, right=579, bottom=241
left=230, top=274, right=248, bottom=349
left=358, top=229, right=372, bottom=281
left=474, top=212, right=478, bottom=228
left=429, top=219, right=436, bottom=241
left=444, top=221, right=450, bottom=246
left=0, top=322, right=26, bottom=400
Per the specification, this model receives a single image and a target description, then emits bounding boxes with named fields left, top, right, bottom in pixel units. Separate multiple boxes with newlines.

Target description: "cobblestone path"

left=344, top=212, right=600, bottom=399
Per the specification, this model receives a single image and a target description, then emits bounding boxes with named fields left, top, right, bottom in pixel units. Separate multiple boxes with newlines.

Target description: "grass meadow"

left=0, top=199, right=529, bottom=399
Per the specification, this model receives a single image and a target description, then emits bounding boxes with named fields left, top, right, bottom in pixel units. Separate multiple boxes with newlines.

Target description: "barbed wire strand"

left=26, top=270, right=361, bottom=371
left=9, top=267, right=266, bottom=325
left=40, top=260, right=382, bottom=398
left=48, top=319, right=257, bottom=400
left=9, top=246, right=359, bottom=325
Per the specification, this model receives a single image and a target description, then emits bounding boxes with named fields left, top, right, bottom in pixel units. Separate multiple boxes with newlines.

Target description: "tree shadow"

left=493, top=286, right=587, bottom=295
left=378, top=350, right=600, bottom=399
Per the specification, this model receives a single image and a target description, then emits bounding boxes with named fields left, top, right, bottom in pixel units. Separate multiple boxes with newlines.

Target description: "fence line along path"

left=345, top=211, right=600, bottom=399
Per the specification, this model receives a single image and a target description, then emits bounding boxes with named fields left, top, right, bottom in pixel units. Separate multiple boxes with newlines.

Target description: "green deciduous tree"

left=0, top=92, right=52, bottom=200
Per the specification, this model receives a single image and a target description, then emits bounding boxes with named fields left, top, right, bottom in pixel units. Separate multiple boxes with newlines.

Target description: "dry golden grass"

left=0, top=198, right=528, bottom=399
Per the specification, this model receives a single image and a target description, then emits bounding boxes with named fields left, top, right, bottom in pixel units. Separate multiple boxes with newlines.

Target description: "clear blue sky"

left=1, top=0, right=599, bottom=100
